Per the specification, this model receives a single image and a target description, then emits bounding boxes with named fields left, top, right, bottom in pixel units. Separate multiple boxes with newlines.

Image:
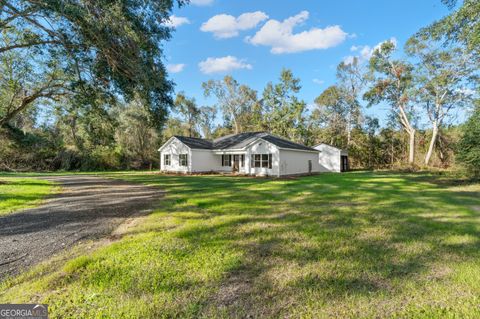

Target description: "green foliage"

left=457, top=104, right=480, bottom=176
left=1, top=0, right=182, bottom=127
left=417, top=0, right=480, bottom=54
left=261, top=69, right=308, bottom=143
left=174, top=92, right=201, bottom=137
left=312, top=85, right=348, bottom=147
left=203, top=75, right=259, bottom=134
left=115, top=98, right=161, bottom=168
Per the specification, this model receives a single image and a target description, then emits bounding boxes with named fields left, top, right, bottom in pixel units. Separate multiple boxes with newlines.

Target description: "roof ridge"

left=213, top=131, right=266, bottom=142
left=174, top=135, right=208, bottom=140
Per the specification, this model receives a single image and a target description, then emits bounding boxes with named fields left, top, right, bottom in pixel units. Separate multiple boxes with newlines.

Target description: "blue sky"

left=164, top=0, right=451, bottom=124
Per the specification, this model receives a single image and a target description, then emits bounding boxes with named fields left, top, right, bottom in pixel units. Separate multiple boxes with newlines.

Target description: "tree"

left=457, top=103, right=480, bottom=176
left=335, top=58, right=365, bottom=146
left=312, top=85, right=348, bottom=147
left=174, top=92, right=200, bottom=137
left=0, top=0, right=182, bottom=127
left=417, top=0, right=480, bottom=55
left=0, top=32, right=68, bottom=126
left=116, top=99, right=159, bottom=168
left=261, top=69, right=307, bottom=142
left=162, top=118, right=191, bottom=140
left=406, top=38, right=477, bottom=165
left=202, top=76, right=257, bottom=134
left=198, top=106, right=217, bottom=139
left=364, top=41, right=417, bottom=164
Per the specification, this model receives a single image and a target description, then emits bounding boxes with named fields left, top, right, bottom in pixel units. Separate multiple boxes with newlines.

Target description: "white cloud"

left=163, top=15, right=190, bottom=28
left=198, top=56, right=252, bottom=74
left=344, top=37, right=397, bottom=64
left=246, top=11, right=347, bottom=54
left=313, top=79, right=325, bottom=85
left=167, top=63, right=186, bottom=73
left=190, top=0, right=214, bottom=6
left=201, top=11, right=268, bottom=39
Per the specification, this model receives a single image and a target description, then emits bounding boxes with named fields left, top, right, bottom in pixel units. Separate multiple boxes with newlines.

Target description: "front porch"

left=214, top=151, right=246, bottom=174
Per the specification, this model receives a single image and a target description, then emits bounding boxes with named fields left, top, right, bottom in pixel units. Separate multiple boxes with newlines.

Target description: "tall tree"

left=198, top=106, right=217, bottom=139
left=174, top=92, right=200, bottom=137
left=417, top=0, right=480, bottom=55
left=406, top=38, right=477, bottom=165
left=262, top=69, right=307, bottom=142
left=364, top=41, right=417, bottom=164
left=202, top=76, right=257, bottom=134
left=312, top=85, right=348, bottom=147
left=0, top=31, right=67, bottom=126
left=336, top=57, right=365, bottom=147
left=0, top=0, right=182, bottom=127
left=116, top=99, right=159, bottom=168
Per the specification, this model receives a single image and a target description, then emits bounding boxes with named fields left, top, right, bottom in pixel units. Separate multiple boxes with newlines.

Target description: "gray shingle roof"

left=173, top=132, right=317, bottom=152
left=261, top=135, right=317, bottom=151
left=212, top=131, right=266, bottom=149
left=173, top=136, right=213, bottom=149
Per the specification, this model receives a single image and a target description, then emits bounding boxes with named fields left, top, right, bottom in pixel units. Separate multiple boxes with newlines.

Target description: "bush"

left=457, top=105, right=480, bottom=177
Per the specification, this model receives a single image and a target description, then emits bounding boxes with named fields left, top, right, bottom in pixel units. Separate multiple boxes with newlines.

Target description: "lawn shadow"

left=134, top=172, right=480, bottom=317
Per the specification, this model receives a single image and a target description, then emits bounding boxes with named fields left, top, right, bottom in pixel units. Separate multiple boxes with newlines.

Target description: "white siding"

left=191, top=150, right=220, bottom=173
left=158, top=136, right=322, bottom=176
left=244, top=139, right=280, bottom=176
left=279, top=149, right=320, bottom=176
left=160, top=138, right=192, bottom=173
left=314, top=144, right=341, bottom=172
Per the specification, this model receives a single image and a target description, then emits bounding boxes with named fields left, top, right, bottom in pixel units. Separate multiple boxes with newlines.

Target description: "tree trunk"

left=425, top=123, right=438, bottom=166
left=231, top=114, right=240, bottom=134
left=346, top=113, right=351, bottom=147
left=408, top=129, right=416, bottom=164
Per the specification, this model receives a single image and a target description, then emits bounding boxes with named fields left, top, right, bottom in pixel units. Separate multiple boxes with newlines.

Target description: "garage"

left=313, top=143, right=349, bottom=173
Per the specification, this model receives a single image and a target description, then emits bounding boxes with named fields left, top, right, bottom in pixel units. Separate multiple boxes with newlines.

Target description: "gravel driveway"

left=0, top=175, right=164, bottom=281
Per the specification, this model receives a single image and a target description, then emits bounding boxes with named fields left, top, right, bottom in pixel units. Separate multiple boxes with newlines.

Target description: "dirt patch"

left=0, top=175, right=164, bottom=281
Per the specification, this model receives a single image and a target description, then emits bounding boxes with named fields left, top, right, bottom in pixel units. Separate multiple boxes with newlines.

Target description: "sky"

left=163, top=0, right=452, bottom=125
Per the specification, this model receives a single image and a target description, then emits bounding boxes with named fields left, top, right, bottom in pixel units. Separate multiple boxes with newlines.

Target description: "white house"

left=313, top=143, right=349, bottom=172
left=158, top=132, right=321, bottom=177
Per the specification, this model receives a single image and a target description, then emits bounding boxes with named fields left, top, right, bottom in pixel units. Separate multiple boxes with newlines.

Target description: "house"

left=158, top=132, right=321, bottom=177
left=313, top=143, right=349, bottom=172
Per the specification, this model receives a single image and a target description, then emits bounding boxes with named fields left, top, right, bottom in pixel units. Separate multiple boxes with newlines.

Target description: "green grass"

left=0, top=178, right=58, bottom=216
left=1, top=171, right=480, bottom=318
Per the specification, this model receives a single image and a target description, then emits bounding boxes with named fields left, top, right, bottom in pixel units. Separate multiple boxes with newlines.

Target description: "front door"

left=233, top=155, right=240, bottom=172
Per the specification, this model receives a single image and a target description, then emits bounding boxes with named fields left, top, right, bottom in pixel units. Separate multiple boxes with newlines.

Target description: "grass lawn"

left=0, top=177, right=58, bottom=216
left=1, top=171, right=480, bottom=318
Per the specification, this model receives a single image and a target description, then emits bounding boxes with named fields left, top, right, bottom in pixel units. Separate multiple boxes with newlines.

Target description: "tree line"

left=0, top=0, right=479, bottom=175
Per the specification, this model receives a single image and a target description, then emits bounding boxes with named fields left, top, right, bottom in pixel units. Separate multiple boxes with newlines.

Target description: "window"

left=222, top=154, right=231, bottom=167
left=251, top=154, right=272, bottom=169
left=252, top=154, right=261, bottom=168
left=164, top=154, right=171, bottom=166
left=179, top=154, right=188, bottom=166
left=261, top=154, right=269, bottom=168
left=240, top=154, right=245, bottom=167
